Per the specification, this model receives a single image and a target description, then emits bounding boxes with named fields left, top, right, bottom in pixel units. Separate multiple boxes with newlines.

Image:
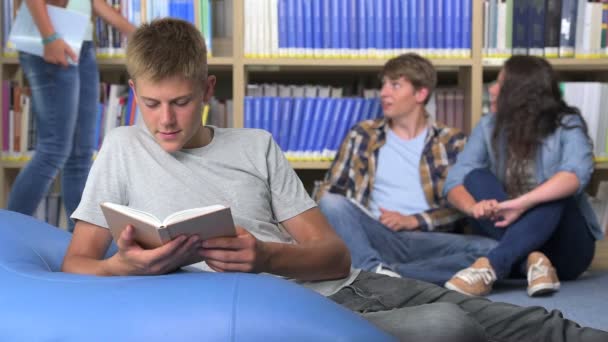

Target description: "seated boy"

left=62, top=18, right=607, bottom=342
left=316, top=53, right=496, bottom=284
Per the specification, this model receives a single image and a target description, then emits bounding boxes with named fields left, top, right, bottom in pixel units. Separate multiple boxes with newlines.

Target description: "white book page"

left=101, top=202, right=161, bottom=227
left=164, top=205, right=227, bottom=226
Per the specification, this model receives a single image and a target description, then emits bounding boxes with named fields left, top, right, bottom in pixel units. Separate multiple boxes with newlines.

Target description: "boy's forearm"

left=447, top=185, right=477, bottom=216
left=262, top=239, right=351, bottom=281
left=61, top=255, right=120, bottom=276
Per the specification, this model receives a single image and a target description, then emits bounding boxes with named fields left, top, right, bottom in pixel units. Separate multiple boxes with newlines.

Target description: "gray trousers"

left=330, top=271, right=607, bottom=342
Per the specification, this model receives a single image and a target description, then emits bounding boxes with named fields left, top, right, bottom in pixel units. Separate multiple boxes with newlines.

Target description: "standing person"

left=316, top=53, right=497, bottom=284
left=444, top=55, right=601, bottom=297
left=61, top=19, right=608, bottom=341
left=7, top=0, right=135, bottom=231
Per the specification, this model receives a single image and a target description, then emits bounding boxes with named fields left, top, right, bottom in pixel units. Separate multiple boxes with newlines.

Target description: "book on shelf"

left=100, top=202, right=236, bottom=250
left=8, top=4, right=89, bottom=64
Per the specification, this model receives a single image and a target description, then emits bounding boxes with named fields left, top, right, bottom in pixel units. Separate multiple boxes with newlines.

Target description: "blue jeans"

left=8, top=42, right=99, bottom=231
left=464, top=169, right=596, bottom=279
left=318, top=193, right=498, bottom=285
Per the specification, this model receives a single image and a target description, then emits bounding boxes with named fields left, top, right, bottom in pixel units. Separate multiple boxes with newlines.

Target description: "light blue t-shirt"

left=369, top=127, right=430, bottom=218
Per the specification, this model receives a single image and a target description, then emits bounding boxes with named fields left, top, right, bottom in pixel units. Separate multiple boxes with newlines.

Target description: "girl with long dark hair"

left=443, top=55, right=602, bottom=296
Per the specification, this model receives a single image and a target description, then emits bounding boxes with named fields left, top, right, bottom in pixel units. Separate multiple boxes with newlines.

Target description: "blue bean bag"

left=0, top=210, right=392, bottom=341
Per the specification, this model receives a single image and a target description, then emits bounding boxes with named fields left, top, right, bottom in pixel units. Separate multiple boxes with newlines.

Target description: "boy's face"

left=380, top=76, right=428, bottom=120
left=130, top=75, right=216, bottom=152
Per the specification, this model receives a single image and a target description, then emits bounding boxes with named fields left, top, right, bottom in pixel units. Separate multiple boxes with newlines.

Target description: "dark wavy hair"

left=492, top=55, right=589, bottom=195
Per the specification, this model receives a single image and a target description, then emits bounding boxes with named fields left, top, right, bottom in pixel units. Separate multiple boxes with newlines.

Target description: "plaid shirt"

left=316, top=117, right=467, bottom=232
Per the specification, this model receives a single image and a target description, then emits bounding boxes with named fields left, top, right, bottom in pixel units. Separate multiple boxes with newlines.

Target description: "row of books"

left=561, top=82, right=608, bottom=158
left=483, top=0, right=608, bottom=58
left=1, top=0, right=217, bottom=57
left=244, top=0, right=473, bottom=59
left=1, top=81, right=34, bottom=159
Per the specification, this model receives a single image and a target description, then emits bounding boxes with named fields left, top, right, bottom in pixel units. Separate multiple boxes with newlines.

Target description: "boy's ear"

left=128, top=79, right=136, bottom=94
left=203, top=75, right=216, bottom=103
left=415, top=87, right=430, bottom=104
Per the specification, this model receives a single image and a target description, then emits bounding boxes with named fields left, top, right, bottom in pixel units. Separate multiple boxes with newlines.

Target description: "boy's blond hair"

left=126, top=18, right=208, bottom=83
left=381, top=53, right=437, bottom=104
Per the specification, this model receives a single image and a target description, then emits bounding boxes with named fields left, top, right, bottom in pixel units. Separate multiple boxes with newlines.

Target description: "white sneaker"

left=374, top=264, right=401, bottom=278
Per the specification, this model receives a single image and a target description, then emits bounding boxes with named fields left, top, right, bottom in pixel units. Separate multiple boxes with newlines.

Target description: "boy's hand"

left=43, top=39, right=78, bottom=67
left=379, top=208, right=419, bottom=231
left=110, top=225, right=201, bottom=275
left=467, top=199, right=499, bottom=220
left=200, top=226, right=270, bottom=273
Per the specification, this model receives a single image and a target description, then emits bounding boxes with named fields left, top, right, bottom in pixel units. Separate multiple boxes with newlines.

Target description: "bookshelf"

left=1, top=0, right=608, bottom=208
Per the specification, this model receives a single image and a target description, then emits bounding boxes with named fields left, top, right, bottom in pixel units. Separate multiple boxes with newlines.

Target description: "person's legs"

left=319, top=192, right=497, bottom=282
left=319, top=193, right=389, bottom=271
left=535, top=198, right=596, bottom=281
left=331, top=272, right=608, bottom=342
left=7, top=53, right=79, bottom=217
left=362, top=303, right=487, bottom=342
left=61, top=42, right=99, bottom=231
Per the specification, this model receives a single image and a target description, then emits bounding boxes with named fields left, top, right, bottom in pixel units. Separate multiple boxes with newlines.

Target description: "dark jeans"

left=8, top=42, right=99, bottom=231
left=330, top=271, right=607, bottom=342
left=463, top=169, right=596, bottom=280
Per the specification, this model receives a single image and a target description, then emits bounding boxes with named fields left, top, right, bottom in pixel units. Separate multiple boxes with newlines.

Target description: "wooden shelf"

left=244, top=58, right=473, bottom=70
left=483, top=58, right=608, bottom=71
left=288, top=161, right=332, bottom=170
left=0, top=160, right=28, bottom=169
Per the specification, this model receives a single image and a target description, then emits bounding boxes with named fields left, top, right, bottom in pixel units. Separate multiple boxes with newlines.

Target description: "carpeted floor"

left=487, top=241, right=608, bottom=332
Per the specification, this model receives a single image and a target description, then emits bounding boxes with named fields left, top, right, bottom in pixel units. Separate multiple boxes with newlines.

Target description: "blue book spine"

left=385, top=0, right=394, bottom=55
left=417, top=0, right=427, bottom=51
left=303, top=0, right=313, bottom=56
left=262, top=97, right=273, bottom=133
left=462, top=0, right=472, bottom=53
left=313, top=98, right=331, bottom=156
left=312, top=0, right=323, bottom=56
left=512, top=0, right=529, bottom=54
left=296, top=98, right=316, bottom=159
left=252, top=97, right=263, bottom=129
left=244, top=96, right=254, bottom=128
left=366, top=0, right=376, bottom=55
left=347, top=98, right=365, bottom=131
left=366, top=98, right=382, bottom=120
left=278, top=0, right=288, bottom=54
left=410, top=0, right=419, bottom=50
left=270, top=97, right=282, bottom=144
left=287, top=97, right=305, bottom=157
left=401, top=0, right=411, bottom=50
left=324, top=98, right=344, bottom=157
left=392, top=0, right=402, bottom=54
left=332, top=98, right=355, bottom=151
left=295, top=0, right=305, bottom=56
left=436, top=0, right=445, bottom=55
left=559, top=0, right=578, bottom=57
left=453, top=0, right=463, bottom=54
left=358, top=0, right=368, bottom=55
left=358, top=97, right=373, bottom=124
left=306, top=98, right=326, bottom=158
left=322, top=0, right=332, bottom=55
left=444, top=0, right=454, bottom=54
left=349, top=0, right=359, bottom=56
left=339, top=0, right=349, bottom=56
left=331, top=0, right=341, bottom=56
left=427, top=0, right=436, bottom=56
left=528, top=0, right=546, bottom=56
left=287, top=0, right=297, bottom=56
left=375, top=0, right=385, bottom=53
left=278, top=98, right=293, bottom=151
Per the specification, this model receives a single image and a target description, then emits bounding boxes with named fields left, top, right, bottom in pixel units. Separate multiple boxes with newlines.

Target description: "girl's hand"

left=43, top=38, right=78, bottom=67
left=494, top=198, right=529, bottom=228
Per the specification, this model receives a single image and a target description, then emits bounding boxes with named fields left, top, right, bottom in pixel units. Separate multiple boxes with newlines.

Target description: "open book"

left=100, top=202, right=236, bottom=249
left=8, top=4, right=89, bottom=64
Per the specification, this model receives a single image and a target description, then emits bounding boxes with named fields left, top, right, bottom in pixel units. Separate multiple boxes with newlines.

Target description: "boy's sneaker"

left=527, top=252, right=560, bottom=297
left=445, top=257, right=497, bottom=296
left=374, top=264, right=401, bottom=278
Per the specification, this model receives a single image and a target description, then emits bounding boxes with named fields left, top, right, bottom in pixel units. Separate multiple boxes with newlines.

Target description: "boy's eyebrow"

left=140, top=94, right=193, bottom=102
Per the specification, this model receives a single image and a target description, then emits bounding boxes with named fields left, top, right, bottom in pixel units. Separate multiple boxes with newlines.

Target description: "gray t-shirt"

left=72, top=125, right=358, bottom=296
